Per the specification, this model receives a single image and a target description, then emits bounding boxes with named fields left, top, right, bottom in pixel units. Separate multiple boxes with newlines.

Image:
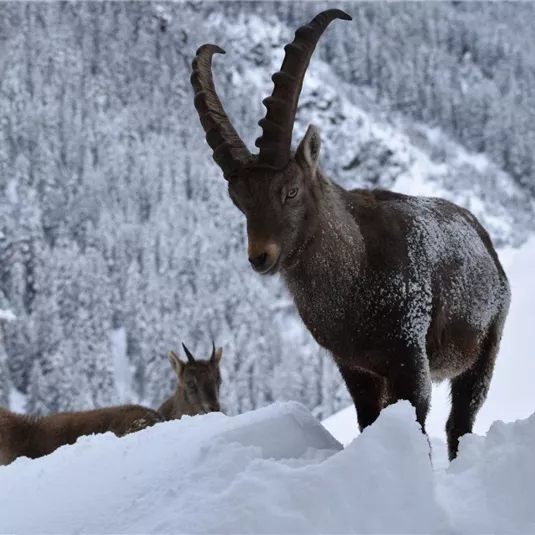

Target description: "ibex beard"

left=190, top=9, right=511, bottom=461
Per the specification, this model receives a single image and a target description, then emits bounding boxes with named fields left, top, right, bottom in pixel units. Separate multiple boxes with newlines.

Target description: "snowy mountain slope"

left=323, top=237, right=535, bottom=448
left=1, top=400, right=535, bottom=534
left=1, top=1, right=534, bottom=422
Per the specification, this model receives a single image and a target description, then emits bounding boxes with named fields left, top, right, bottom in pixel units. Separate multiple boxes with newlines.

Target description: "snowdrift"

left=1, top=400, right=535, bottom=534
left=3, top=236, right=535, bottom=534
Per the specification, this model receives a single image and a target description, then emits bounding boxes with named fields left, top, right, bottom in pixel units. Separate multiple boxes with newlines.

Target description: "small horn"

left=182, top=343, right=196, bottom=363
left=210, top=339, right=216, bottom=361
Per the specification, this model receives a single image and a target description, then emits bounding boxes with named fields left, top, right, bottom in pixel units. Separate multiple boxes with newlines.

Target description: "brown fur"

left=158, top=344, right=223, bottom=420
left=0, top=404, right=163, bottom=466
left=190, top=10, right=511, bottom=461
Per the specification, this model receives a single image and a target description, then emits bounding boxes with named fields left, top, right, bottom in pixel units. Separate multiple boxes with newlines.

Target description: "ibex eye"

left=187, top=381, right=196, bottom=389
left=287, top=188, right=298, bottom=199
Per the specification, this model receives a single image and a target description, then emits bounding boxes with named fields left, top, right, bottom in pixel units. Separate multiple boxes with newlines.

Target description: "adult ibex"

left=190, top=9, right=511, bottom=460
left=0, top=404, right=163, bottom=466
left=158, top=341, right=223, bottom=420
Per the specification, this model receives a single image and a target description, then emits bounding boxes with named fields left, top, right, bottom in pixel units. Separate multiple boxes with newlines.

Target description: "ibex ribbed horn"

left=255, top=9, right=352, bottom=169
left=190, top=44, right=252, bottom=180
left=190, top=10, right=351, bottom=176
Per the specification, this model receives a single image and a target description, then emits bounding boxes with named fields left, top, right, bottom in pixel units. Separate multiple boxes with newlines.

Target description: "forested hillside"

left=0, top=1, right=533, bottom=418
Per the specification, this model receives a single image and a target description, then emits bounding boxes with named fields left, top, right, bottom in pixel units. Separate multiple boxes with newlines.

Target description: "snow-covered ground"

left=0, top=309, right=16, bottom=322
left=2, top=211, right=534, bottom=535
left=1, top=399, right=535, bottom=533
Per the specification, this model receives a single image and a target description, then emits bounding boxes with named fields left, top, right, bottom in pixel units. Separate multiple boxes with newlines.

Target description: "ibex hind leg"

left=446, top=313, right=505, bottom=462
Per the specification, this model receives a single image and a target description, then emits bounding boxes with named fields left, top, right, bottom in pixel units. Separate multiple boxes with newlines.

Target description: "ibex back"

left=0, top=404, right=163, bottom=466
left=158, top=341, right=223, bottom=420
left=190, top=9, right=511, bottom=461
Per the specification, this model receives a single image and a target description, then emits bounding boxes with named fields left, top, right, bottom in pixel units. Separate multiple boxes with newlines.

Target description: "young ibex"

left=190, top=9, right=510, bottom=460
left=158, top=341, right=223, bottom=420
left=0, top=404, right=163, bottom=466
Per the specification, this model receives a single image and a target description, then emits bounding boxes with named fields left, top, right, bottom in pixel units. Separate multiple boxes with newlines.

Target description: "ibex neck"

left=285, top=172, right=363, bottom=279
left=282, top=172, right=364, bottom=346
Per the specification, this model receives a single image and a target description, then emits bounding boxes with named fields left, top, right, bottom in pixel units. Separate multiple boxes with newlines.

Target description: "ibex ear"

left=212, top=347, right=223, bottom=364
left=296, top=124, right=321, bottom=171
left=168, top=351, right=185, bottom=376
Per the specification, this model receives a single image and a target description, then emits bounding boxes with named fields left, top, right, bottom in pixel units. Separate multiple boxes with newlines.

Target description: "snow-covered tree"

left=0, top=296, right=16, bottom=408
left=0, top=1, right=533, bottom=419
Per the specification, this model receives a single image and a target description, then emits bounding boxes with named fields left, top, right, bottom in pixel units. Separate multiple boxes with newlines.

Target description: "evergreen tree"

left=0, top=1, right=532, bottom=421
left=0, top=300, right=15, bottom=408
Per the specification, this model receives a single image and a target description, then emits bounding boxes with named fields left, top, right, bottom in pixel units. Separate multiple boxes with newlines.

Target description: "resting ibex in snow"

left=0, top=404, right=163, bottom=466
left=158, top=341, right=223, bottom=420
left=190, top=9, right=511, bottom=460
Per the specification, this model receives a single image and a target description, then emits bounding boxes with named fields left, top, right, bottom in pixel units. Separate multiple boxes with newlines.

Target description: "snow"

left=110, top=327, right=136, bottom=403
left=437, top=415, right=535, bottom=534
left=0, top=309, right=16, bottom=322
left=323, top=237, right=535, bottom=450
left=2, top=214, right=534, bottom=535
left=8, top=387, right=26, bottom=413
left=321, top=404, right=357, bottom=443
left=2, top=399, right=535, bottom=533
left=0, top=402, right=341, bottom=533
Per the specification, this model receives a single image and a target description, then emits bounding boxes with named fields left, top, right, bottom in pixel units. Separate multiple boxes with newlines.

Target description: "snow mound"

left=1, top=399, right=535, bottom=533
left=321, top=403, right=359, bottom=446
left=439, top=414, right=535, bottom=534
left=0, top=402, right=340, bottom=534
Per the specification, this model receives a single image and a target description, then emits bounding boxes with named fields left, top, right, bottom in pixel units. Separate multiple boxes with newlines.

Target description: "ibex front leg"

left=387, top=347, right=433, bottom=460
left=338, top=366, right=388, bottom=432
left=387, top=347, right=432, bottom=434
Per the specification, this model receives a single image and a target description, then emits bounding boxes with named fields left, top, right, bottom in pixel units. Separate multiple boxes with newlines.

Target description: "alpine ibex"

left=0, top=404, right=163, bottom=466
left=190, top=9, right=511, bottom=460
left=158, top=341, right=223, bottom=420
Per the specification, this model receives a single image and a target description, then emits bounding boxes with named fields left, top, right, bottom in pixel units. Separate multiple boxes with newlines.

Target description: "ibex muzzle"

left=248, top=236, right=280, bottom=274
left=190, top=9, right=511, bottom=462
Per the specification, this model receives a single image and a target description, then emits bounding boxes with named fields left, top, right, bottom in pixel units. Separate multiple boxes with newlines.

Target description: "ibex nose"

left=249, top=252, right=268, bottom=270
left=209, top=403, right=220, bottom=413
